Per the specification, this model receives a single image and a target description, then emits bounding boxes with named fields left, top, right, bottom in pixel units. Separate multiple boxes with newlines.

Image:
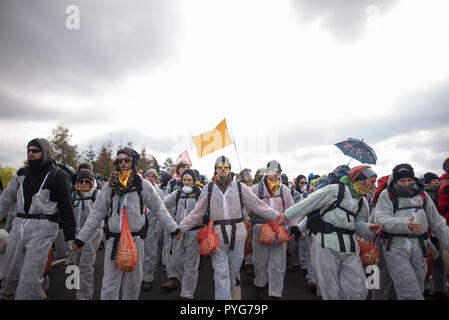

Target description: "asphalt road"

left=46, top=247, right=320, bottom=300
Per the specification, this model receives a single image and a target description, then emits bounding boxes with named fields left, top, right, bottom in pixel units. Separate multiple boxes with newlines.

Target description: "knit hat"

left=159, top=171, right=172, bottom=185
left=349, top=165, right=377, bottom=182
left=144, top=169, right=157, bottom=178
left=266, top=160, right=282, bottom=173
left=116, top=147, right=140, bottom=167
left=182, top=169, right=197, bottom=182
left=443, top=157, right=449, bottom=173
left=424, top=172, right=439, bottom=184
left=391, top=163, right=415, bottom=183
left=76, top=169, right=94, bottom=182
left=27, top=139, right=42, bottom=151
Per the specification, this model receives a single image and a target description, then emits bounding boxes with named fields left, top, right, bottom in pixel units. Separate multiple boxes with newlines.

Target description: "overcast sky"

left=1, top=0, right=448, bottom=180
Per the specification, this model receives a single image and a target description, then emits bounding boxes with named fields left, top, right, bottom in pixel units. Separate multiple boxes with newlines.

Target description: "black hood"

left=27, top=138, right=54, bottom=168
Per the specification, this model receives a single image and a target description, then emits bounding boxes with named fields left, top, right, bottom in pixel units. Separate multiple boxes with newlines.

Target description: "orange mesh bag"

left=115, top=207, right=138, bottom=272
left=244, top=220, right=253, bottom=255
left=197, top=220, right=219, bottom=256
left=43, top=246, right=54, bottom=277
left=425, top=245, right=433, bottom=282
left=258, top=221, right=293, bottom=245
left=358, top=240, right=379, bottom=267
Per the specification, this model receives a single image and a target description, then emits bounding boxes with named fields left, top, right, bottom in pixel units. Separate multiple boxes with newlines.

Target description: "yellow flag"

left=192, top=118, right=233, bottom=158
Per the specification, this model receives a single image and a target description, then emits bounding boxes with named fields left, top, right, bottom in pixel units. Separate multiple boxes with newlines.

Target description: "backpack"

left=316, top=165, right=350, bottom=191
left=203, top=180, right=244, bottom=225
left=373, top=175, right=427, bottom=213
left=306, top=182, right=364, bottom=235
left=257, top=178, right=285, bottom=210
left=104, top=183, right=148, bottom=245
left=174, top=187, right=201, bottom=216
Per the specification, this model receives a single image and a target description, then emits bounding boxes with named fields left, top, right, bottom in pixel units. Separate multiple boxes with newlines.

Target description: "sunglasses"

left=27, top=148, right=41, bottom=154
left=115, top=157, right=132, bottom=164
left=216, top=164, right=230, bottom=169
left=78, top=179, right=91, bottom=184
left=298, top=181, right=307, bottom=185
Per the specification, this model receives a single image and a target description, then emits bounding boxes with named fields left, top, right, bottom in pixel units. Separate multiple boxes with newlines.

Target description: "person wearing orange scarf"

left=250, top=160, right=295, bottom=300
left=72, top=147, right=180, bottom=300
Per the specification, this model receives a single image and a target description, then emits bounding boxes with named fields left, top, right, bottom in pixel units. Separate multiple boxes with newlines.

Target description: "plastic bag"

left=197, top=220, right=219, bottom=256
left=115, top=208, right=138, bottom=272
left=244, top=220, right=253, bottom=255
left=258, top=221, right=292, bottom=245
left=358, top=240, right=379, bottom=267
left=43, top=246, right=54, bottom=277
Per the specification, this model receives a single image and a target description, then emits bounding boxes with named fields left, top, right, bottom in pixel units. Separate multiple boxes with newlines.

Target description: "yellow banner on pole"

left=192, top=118, right=233, bottom=158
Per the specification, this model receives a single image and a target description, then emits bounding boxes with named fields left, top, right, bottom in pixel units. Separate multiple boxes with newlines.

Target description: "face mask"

left=182, top=186, right=193, bottom=194
left=300, top=185, right=307, bottom=193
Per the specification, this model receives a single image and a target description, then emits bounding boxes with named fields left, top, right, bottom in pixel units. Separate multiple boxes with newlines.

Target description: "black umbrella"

left=334, top=138, right=377, bottom=165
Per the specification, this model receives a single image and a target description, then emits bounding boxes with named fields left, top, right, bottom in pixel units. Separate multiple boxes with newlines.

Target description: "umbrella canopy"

left=334, top=138, right=377, bottom=165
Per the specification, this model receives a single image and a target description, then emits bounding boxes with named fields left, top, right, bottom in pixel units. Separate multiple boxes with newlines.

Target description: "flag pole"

left=227, top=120, right=242, bottom=173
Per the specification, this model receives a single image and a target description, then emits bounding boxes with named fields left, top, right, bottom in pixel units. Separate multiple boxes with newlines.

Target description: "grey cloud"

left=291, top=0, right=399, bottom=42
left=339, top=81, right=449, bottom=143
left=0, top=90, right=113, bottom=123
left=0, top=0, right=177, bottom=95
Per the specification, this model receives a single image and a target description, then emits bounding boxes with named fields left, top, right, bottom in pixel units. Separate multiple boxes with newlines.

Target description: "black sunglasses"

left=298, top=181, right=307, bottom=185
left=115, top=157, right=132, bottom=164
left=78, top=179, right=91, bottom=184
left=27, top=148, right=41, bottom=154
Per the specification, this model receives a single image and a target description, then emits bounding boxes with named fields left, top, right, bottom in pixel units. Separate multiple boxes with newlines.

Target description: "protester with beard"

left=0, top=138, right=76, bottom=299
left=72, top=147, right=179, bottom=300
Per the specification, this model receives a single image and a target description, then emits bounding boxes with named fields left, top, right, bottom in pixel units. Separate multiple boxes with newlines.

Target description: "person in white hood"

left=71, top=169, right=103, bottom=300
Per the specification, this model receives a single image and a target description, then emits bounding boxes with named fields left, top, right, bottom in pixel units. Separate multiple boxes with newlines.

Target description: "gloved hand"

left=290, top=226, right=302, bottom=241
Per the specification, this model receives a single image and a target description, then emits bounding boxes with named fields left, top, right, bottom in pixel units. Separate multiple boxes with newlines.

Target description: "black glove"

left=290, top=226, right=301, bottom=241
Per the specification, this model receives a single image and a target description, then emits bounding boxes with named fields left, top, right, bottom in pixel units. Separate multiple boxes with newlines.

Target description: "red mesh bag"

left=43, top=246, right=54, bottom=277
left=426, top=246, right=433, bottom=281
left=244, top=220, right=253, bottom=255
left=197, top=220, right=219, bottom=256
left=358, top=240, right=379, bottom=267
left=258, top=221, right=292, bottom=245
left=115, top=207, right=138, bottom=272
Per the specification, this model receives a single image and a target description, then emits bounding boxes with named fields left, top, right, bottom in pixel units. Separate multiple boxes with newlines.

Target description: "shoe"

left=255, top=286, right=265, bottom=299
left=269, top=296, right=281, bottom=300
left=307, top=282, right=317, bottom=295
left=141, top=281, right=153, bottom=292
left=179, top=296, right=193, bottom=300
left=161, top=278, right=180, bottom=291
left=423, top=289, right=433, bottom=299
left=244, top=264, right=255, bottom=277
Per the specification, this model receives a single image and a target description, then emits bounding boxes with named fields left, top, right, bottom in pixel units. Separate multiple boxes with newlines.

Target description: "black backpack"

left=174, top=187, right=201, bottom=216
left=203, top=181, right=244, bottom=225
left=306, top=183, right=364, bottom=235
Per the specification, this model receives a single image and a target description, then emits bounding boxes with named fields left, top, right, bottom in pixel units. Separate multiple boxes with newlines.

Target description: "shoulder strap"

left=91, top=189, right=98, bottom=203
left=174, top=189, right=182, bottom=216
left=204, top=182, right=214, bottom=225
left=237, top=181, right=245, bottom=218
left=258, top=181, right=264, bottom=199
left=279, top=184, right=285, bottom=210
